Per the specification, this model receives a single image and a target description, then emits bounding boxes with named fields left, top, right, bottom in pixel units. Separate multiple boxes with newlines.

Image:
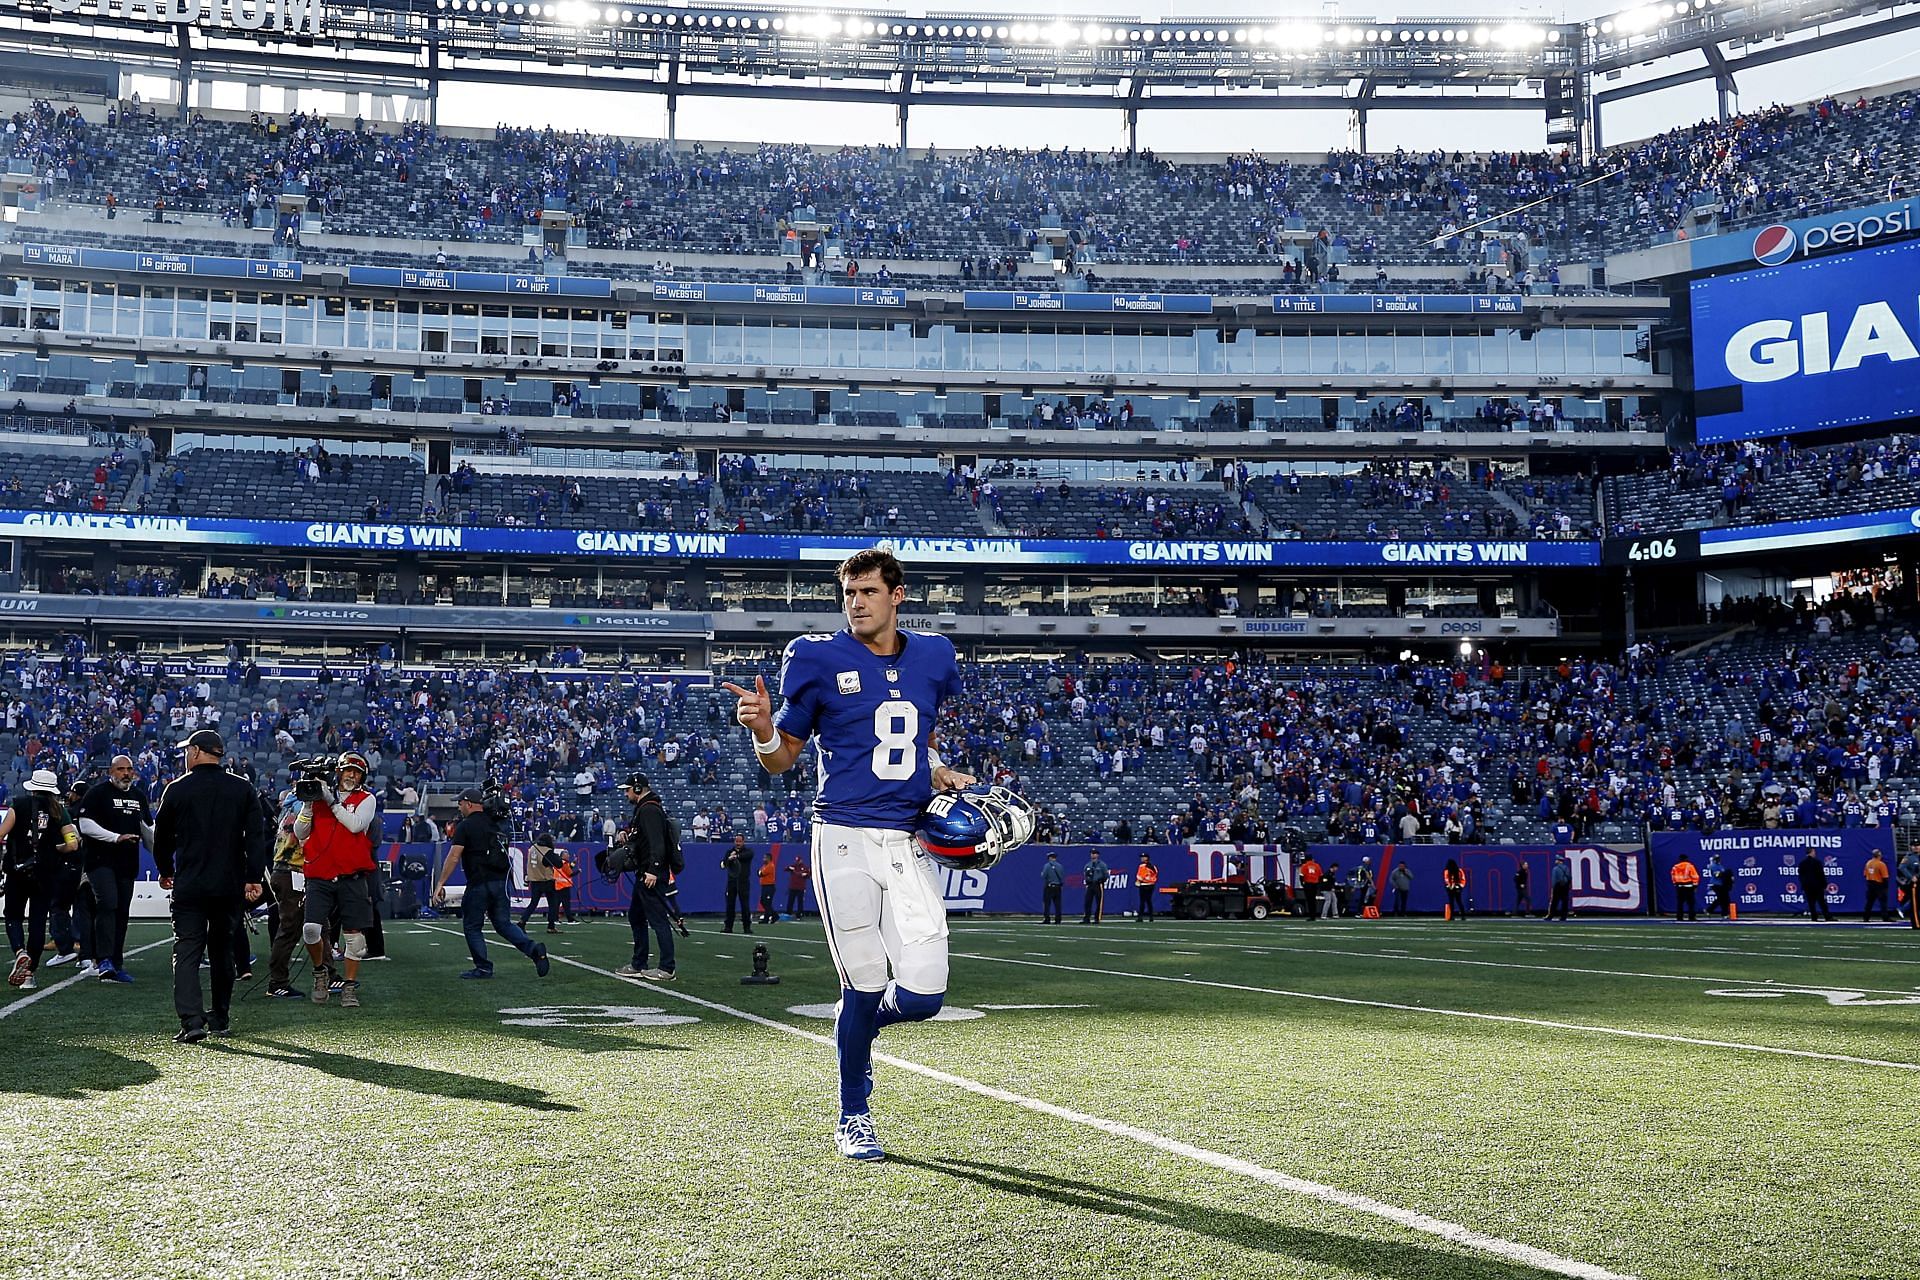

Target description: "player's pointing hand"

left=722, top=675, right=774, bottom=739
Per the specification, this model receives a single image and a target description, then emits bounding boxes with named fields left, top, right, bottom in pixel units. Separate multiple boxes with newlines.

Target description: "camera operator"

left=152, top=731, right=267, bottom=1042
left=612, top=772, right=677, bottom=982
left=431, top=788, right=550, bottom=980
left=5, top=769, right=76, bottom=991
left=292, top=752, right=379, bottom=1008
left=75, top=756, right=154, bottom=983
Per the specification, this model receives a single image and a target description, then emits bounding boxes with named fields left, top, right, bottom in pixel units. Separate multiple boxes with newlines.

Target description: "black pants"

left=172, top=894, right=242, bottom=1030
left=555, top=886, right=574, bottom=921
left=82, top=861, right=137, bottom=967
left=1548, top=885, right=1572, bottom=919
left=45, top=863, right=83, bottom=956
left=519, top=883, right=561, bottom=928
left=629, top=885, right=676, bottom=972
left=722, top=877, right=753, bottom=931
left=1299, top=886, right=1319, bottom=918
left=267, top=866, right=304, bottom=988
left=1675, top=885, right=1698, bottom=921
left=1391, top=887, right=1409, bottom=915
left=1445, top=887, right=1467, bottom=918
left=3, top=863, right=50, bottom=970
left=1081, top=885, right=1103, bottom=923
left=1806, top=887, right=1831, bottom=921
left=1865, top=880, right=1891, bottom=920
left=786, top=884, right=807, bottom=917
left=757, top=884, right=776, bottom=922
left=1137, top=886, right=1155, bottom=921
left=1041, top=884, right=1063, bottom=923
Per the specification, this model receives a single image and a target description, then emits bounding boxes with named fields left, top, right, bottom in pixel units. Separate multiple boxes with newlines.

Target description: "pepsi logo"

left=1752, top=224, right=1797, bottom=265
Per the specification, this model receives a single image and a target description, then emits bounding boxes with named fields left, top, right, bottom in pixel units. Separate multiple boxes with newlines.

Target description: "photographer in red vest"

left=293, top=752, right=380, bottom=1008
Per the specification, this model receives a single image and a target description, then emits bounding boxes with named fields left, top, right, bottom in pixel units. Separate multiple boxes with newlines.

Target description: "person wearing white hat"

left=5, top=769, right=79, bottom=993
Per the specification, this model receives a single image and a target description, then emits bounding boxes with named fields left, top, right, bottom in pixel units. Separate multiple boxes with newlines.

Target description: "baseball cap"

left=458, top=787, right=486, bottom=804
left=623, top=771, right=652, bottom=791
left=178, top=729, right=225, bottom=756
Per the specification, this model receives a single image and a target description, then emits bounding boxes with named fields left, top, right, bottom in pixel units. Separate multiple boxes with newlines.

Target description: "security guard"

left=720, top=833, right=755, bottom=934
left=1080, top=849, right=1110, bottom=924
left=1134, top=853, right=1159, bottom=922
left=152, top=731, right=268, bottom=1043
left=1670, top=853, right=1701, bottom=922
left=1039, top=851, right=1064, bottom=925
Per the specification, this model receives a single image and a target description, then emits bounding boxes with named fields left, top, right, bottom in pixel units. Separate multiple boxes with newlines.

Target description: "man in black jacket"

left=1799, top=847, right=1833, bottom=922
left=430, top=788, right=549, bottom=981
left=152, top=731, right=268, bottom=1043
left=613, top=773, right=676, bottom=980
left=720, top=832, right=755, bottom=934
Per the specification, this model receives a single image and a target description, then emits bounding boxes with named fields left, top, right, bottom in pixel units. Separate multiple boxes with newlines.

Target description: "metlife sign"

left=1690, top=237, right=1920, bottom=443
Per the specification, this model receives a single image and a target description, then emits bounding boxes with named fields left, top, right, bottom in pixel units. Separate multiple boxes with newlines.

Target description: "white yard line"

left=1068, top=920, right=1920, bottom=967
left=950, top=951, right=1920, bottom=1074
left=949, top=926, right=1920, bottom=997
left=0, top=937, right=173, bottom=1020
left=420, top=924, right=1632, bottom=1280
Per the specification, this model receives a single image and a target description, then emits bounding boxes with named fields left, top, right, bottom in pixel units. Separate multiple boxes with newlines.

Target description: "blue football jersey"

left=772, top=629, right=962, bottom=831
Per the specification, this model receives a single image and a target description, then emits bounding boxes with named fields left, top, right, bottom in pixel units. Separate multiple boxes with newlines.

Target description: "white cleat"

left=834, top=1112, right=885, bottom=1162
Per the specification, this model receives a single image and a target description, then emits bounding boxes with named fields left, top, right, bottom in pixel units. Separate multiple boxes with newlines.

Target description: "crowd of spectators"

left=10, top=84, right=1913, bottom=269
left=1607, top=434, right=1920, bottom=534
left=3, top=586, right=1917, bottom=856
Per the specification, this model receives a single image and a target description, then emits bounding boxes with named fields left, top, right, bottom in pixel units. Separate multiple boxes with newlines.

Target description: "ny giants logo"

left=1568, top=846, right=1644, bottom=911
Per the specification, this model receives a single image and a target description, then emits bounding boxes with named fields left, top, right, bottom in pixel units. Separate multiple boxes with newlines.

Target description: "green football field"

left=2, top=912, right=1915, bottom=1280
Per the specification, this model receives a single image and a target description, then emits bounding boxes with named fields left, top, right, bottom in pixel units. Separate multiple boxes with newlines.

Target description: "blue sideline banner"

left=0, top=512, right=1602, bottom=569
left=315, top=840, right=1190, bottom=918
left=1312, top=843, right=1649, bottom=915
left=1647, top=829, right=1890, bottom=916
left=1271, top=294, right=1525, bottom=315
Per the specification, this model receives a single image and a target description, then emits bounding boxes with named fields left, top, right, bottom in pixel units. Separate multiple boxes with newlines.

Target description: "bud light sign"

left=1691, top=237, right=1920, bottom=443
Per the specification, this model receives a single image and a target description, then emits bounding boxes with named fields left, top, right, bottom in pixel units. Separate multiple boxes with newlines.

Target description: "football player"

left=724, top=548, right=973, bottom=1162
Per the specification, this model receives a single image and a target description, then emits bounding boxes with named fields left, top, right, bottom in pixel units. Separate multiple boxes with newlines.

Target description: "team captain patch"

left=837, top=670, right=862, bottom=694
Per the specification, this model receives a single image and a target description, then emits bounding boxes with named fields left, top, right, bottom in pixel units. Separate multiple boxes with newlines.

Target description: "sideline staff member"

left=431, top=789, right=549, bottom=980
left=75, top=755, right=153, bottom=983
left=152, top=731, right=267, bottom=1043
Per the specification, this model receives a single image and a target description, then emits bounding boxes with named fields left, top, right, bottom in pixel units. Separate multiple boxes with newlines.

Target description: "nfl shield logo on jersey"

left=836, top=671, right=861, bottom=694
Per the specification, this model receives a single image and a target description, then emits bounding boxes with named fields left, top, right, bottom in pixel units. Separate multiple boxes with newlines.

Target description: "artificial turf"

left=1, top=912, right=1914, bottom=1280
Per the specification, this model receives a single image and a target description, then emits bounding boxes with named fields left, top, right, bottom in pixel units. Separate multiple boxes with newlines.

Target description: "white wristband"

left=753, top=732, right=781, bottom=756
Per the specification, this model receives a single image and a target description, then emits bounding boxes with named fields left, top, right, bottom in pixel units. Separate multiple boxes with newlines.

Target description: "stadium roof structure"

left=0, top=0, right=1910, bottom=150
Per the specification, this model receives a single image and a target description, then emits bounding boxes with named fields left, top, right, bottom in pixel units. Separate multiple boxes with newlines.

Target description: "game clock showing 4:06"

left=1604, top=530, right=1702, bottom=566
